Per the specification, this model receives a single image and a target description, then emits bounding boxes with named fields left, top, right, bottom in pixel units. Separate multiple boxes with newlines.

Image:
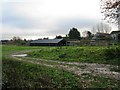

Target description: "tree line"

left=56, top=22, right=112, bottom=40
left=1, top=22, right=112, bottom=46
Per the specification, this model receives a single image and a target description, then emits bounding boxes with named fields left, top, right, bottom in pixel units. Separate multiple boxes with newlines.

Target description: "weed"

left=109, top=66, right=120, bottom=72
left=104, top=46, right=120, bottom=60
left=27, top=45, right=120, bottom=65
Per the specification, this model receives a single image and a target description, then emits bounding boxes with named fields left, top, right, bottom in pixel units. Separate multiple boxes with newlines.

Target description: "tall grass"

left=2, top=57, right=81, bottom=88
left=28, top=46, right=119, bottom=65
left=2, top=45, right=81, bottom=88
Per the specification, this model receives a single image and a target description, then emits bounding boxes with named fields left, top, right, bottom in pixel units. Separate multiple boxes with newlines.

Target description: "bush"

left=104, top=46, right=120, bottom=60
left=59, top=53, right=67, bottom=58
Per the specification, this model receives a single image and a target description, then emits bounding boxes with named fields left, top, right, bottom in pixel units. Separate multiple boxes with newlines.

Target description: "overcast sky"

left=0, top=0, right=118, bottom=40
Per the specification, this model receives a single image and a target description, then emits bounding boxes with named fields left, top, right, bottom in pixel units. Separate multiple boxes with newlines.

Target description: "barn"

left=30, top=38, right=66, bottom=46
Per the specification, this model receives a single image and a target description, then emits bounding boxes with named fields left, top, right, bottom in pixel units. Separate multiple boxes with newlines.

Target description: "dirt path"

left=11, top=51, right=120, bottom=80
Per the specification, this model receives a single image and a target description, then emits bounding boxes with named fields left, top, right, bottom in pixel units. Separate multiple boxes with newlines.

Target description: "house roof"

left=111, top=31, right=120, bottom=34
left=96, top=32, right=110, bottom=36
left=92, top=32, right=111, bottom=40
left=30, top=39, right=63, bottom=44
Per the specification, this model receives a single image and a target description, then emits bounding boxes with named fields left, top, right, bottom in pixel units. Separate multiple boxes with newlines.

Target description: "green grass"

left=81, top=73, right=119, bottom=88
left=0, top=45, right=2, bottom=90
left=27, top=46, right=120, bottom=65
left=2, top=57, right=81, bottom=88
left=2, top=45, right=120, bottom=88
left=2, top=45, right=39, bottom=56
left=2, top=45, right=82, bottom=88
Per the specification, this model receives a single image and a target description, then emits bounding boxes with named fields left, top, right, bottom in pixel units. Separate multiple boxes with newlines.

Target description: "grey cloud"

left=47, top=17, right=100, bottom=35
left=2, top=2, right=34, bottom=29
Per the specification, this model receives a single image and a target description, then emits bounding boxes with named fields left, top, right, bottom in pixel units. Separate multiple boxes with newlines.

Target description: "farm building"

left=30, top=38, right=66, bottom=46
left=65, top=39, right=80, bottom=46
left=90, top=32, right=112, bottom=46
left=0, top=40, right=9, bottom=44
left=111, top=31, right=120, bottom=43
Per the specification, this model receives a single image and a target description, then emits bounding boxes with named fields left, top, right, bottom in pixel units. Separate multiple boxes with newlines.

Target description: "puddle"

left=12, top=54, right=27, bottom=57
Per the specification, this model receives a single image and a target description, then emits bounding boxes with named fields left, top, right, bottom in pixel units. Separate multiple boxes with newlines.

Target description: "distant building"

left=1, top=40, right=9, bottom=44
left=90, top=32, right=111, bottom=46
left=30, top=38, right=66, bottom=46
left=111, top=31, right=120, bottom=43
left=66, top=39, right=80, bottom=46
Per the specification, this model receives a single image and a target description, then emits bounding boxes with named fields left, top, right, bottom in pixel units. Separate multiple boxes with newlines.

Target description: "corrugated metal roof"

left=30, top=39, right=63, bottom=44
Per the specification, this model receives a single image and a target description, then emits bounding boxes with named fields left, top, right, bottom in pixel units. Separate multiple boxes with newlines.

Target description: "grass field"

left=2, top=45, right=81, bottom=88
left=27, top=45, right=120, bottom=65
left=2, top=45, right=120, bottom=88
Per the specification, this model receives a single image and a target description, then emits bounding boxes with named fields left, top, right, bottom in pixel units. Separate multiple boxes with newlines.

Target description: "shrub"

left=59, top=53, right=67, bottom=58
left=104, top=46, right=120, bottom=60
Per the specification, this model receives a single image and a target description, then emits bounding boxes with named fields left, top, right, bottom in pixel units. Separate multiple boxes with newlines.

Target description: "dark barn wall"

left=30, top=43, right=61, bottom=46
left=58, top=40, right=66, bottom=46
left=30, top=43, right=57, bottom=46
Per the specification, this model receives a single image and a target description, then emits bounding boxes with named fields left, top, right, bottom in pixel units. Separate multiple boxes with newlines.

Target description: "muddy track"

left=11, top=50, right=120, bottom=80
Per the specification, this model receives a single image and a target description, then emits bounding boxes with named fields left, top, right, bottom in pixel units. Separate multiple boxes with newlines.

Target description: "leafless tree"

left=103, top=23, right=112, bottom=33
left=12, top=36, right=22, bottom=41
left=92, top=23, right=111, bottom=33
left=100, top=0, right=120, bottom=29
left=91, top=26, right=96, bottom=34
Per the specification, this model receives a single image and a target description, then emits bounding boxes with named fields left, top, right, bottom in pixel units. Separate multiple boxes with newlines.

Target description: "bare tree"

left=12, top=36, right=22, bottom=41
left=97, top=24, right=100, bottom=33
left=100, top=0, right=120, bottom=29
left=91, top=26, right=96, bottom=34
left=100, top=23, right=104, bottom=33
left=103, top=23, right=112, bottom=33
left=92, top=23, right=111, bottom=33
